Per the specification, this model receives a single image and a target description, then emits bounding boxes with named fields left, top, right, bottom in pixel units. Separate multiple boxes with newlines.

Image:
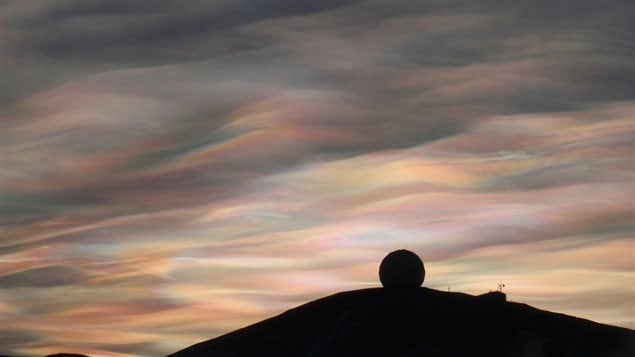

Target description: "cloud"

left=0, top=329, right=42, bottom=353
left=1, top=1, right=634, bottom=356
left=0, top=265, right=86, bottom=288
left=0, top=0, right=364, bottom=107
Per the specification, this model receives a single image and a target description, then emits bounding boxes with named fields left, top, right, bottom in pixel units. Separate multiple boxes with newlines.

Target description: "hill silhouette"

left=7, top=251, right=632, bottom=356
left=169, top=287, right=634, bottom=357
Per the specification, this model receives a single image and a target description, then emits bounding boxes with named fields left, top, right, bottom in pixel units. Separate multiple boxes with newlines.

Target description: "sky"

left=1, top=1, right=634, bottom=356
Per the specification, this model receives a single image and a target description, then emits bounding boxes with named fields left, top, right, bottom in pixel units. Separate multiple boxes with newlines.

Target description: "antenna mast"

left=498, top=281, right=505, bottom=292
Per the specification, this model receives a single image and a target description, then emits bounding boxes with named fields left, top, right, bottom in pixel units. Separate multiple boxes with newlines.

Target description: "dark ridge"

left=169, top=288, right=634, bottom=357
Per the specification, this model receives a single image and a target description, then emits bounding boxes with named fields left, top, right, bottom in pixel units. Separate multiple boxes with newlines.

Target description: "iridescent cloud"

left=1, top=1, right=633, bottom=356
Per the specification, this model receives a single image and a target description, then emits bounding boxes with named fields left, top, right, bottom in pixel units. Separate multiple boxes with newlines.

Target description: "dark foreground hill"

left=169, top=288, right=634, bottom=357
